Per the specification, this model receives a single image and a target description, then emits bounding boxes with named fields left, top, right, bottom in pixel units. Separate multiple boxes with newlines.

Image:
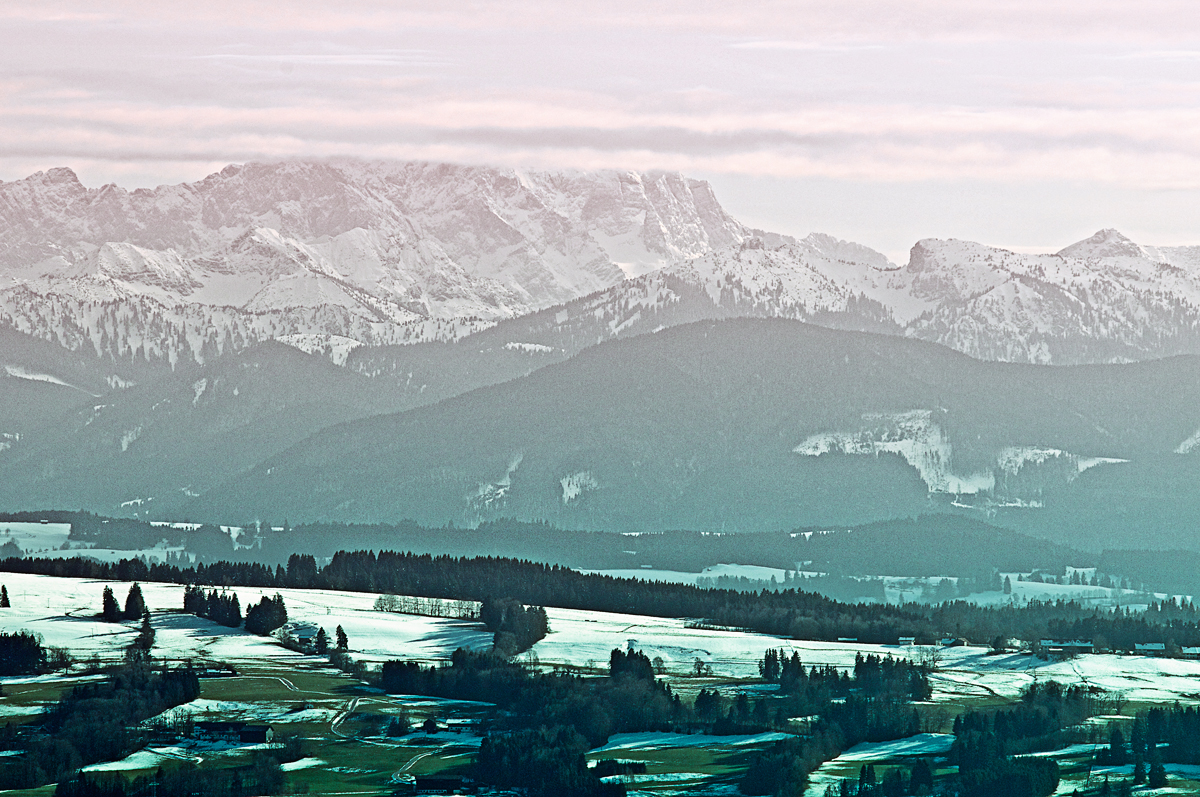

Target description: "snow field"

left=591, top=731, right=794, bottom=753
left=0, top=572, right=491, bottom=666
left=3, top=573, right=1200, bottom=709
left=0, top=523, right=71, bottom=555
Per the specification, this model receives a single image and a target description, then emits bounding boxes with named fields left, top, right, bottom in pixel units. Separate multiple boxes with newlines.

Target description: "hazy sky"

left=5, top=1, right=1200, bottom=262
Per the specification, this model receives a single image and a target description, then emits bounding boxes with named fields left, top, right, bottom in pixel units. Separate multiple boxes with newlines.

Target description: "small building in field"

left=1134, top=643, right=1166, bottom=656
left=239, top=725, right=274, bottom=744
left=278, top=620, right=322, bottom=652
left=194, top=721, right=274, bottom=744
left=414, top=776, right=471, bottom=794
left=1182, top=647, right=1200, bottom=660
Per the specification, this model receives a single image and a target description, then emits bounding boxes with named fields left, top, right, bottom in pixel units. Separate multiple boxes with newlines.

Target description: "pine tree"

left=133, top=611, right=155, bottom=651
left=315, top=628, right=329, bottom=655
left=1108, top=726, right=1128, bottom=765
left=1148, top=756, right=1167, bottom=788
left=102, top=586, right=120, bottom=622
left=1003, top=576, right=1012, bottom=595
left=336, top=625, right=349, bottom=651
left=124, top=583, right=146, bottom=620
left=0, top=585, right=9, bottom=608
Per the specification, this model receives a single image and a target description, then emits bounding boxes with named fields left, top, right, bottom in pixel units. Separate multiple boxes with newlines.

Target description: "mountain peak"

left=1056, top=228, right=1144, bottom=259
left=42, top=167, right=81, bottom=185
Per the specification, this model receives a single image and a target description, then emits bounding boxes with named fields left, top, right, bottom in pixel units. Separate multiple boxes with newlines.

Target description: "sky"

left=4, top=1, right=1200, bottom=263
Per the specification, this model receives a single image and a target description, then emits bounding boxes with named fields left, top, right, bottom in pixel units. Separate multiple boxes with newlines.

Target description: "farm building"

left=194, top=721, right=274, bottom=744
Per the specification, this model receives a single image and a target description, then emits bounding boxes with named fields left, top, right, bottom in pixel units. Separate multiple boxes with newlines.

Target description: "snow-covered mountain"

left=394, top=225, right=1200, bottom=372
left=0, top=161, right=745, bottom=365
left=901, top=230, right=1200, bottom=363
left=5, top=160, right=1200, bottom=371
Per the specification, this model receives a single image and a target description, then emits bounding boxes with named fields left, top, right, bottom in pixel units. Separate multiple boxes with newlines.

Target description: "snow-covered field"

left=592, top=731, right=793, bottom=753
left=0, top=572, right=491, bottom=666
left=2, top=572, right=1200, bottom=708
left=0, top=523, right=71, bottom=555
left=803, top=734, right=955, bottom=797
left=930, top=646, right=1200, bottom=704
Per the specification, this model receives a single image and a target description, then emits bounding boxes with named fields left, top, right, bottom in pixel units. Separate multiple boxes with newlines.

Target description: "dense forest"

left=0, top=661, right=201, bottom=790
left=0, top=630, right=70, bottom=676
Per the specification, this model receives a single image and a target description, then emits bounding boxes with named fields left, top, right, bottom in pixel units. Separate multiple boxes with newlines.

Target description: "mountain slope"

left=181, top=318, right=1200, bottom=549
left=903, top=231, right=1200, bottom=363
left=0, top=161, right=746, bottom=364
left=0, top=341, right=425, bottom=517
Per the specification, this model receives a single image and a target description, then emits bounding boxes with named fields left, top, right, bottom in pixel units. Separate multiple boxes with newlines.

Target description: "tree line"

left=181, top=586, right=287, bottom=636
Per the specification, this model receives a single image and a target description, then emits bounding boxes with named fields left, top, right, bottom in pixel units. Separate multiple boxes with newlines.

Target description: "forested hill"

left=6, top=510, right=1198, bottom=596
left=1, top=510, right=1088, bottom=572
left=183, top=318, right=1200, bottom=552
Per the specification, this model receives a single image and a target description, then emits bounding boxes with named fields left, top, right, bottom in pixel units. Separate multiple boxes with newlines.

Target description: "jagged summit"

left=0, top=159, right=747, bottom=363
left=1056, top=228, right=1145, bottom=259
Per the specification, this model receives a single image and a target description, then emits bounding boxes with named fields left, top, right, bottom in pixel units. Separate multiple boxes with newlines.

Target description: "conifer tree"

left=133, top=611, right=155, bottom=651
left=124, top=583, right=146, bottom=620
left=1148, top=756, right=1167, bottom=789
left=0, top=585, right=9, bottom=608
left=336, top=625, right=349, bottom=651
left=315, top=627, right=329, bottom=655
left=101, top=586, right=120, bottom=622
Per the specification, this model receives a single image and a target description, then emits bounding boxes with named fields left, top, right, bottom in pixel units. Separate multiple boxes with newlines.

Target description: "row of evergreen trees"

left=0, top=631, right=51, bottom=676
left=180, top=586, right=287, bottom=636
left=182, top=585, right=241, bottom=627
left=822, top=761, right=935, bottom=797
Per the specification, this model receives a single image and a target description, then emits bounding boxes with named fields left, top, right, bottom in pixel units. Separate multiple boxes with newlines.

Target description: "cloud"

left=5, top=0, right=1200, bottom=195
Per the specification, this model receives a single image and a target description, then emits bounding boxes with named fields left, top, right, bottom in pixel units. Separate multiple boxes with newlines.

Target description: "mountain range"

left=2, top=159, right=1199, bottom=550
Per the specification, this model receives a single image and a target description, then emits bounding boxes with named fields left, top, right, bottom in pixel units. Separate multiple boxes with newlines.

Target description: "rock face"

left=0, top=160, right=746, bottom=365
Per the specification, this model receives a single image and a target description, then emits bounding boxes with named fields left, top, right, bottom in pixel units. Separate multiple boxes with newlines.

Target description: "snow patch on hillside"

left=3, top=364, right=90, bottom=393
left=277, top=333, right=363, bottom=365
left=794, top=410, right=995, bottom=494
left=120, top=426, right=143, bottom=452
left=795, top=416, right=1125, bottom=497
left=996, top=447, right=1067, bottom=475
left=560, top=471, right=599, bottom=504
left=1175, top=428, right=1200, bottom=454
left=504, top=341, right=556, bottom=354
left=472, top=453, right=524, bottom=510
